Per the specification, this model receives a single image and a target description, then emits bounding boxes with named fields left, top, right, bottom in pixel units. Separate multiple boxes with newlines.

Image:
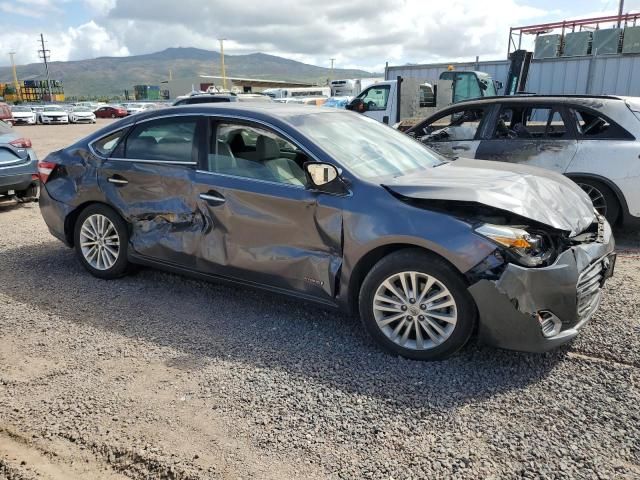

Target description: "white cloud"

left=64, top=20, right=129, bottom=59
left=0, top=0, right=566, bottom=69
left=0, top=21, right=128, bottom=69
left=83, top=0, right=116, bottom=15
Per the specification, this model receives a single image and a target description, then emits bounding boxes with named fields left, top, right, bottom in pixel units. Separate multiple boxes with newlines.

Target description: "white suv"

left=408, top=95, right=640, bottom=226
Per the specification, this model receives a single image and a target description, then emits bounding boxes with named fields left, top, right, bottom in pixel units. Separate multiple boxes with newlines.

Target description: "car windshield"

left=12, top=106, right=31, bottom=112
left=73, top=107, right=91, bottom=112
left=290, top=112, right=443, bottom=179
left=44, top=106, right=61, bottom=112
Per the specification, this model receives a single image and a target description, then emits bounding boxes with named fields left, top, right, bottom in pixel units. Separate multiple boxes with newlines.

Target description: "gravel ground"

left=0, top=123, right=639, bottom=479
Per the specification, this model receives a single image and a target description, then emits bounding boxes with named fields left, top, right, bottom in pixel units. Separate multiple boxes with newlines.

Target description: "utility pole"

left=618, top=0, right=625, bottom=27
left=38, top=33, right=53, bottom=101
left=218, top=38, right=227, bottom=90
left=8, top=52, right=21, bottom=101
left=329, top=58, right=336, bottom=80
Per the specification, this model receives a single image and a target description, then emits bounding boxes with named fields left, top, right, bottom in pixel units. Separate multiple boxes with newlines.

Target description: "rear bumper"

left=0, top=174, right=34, bottom=195
left=39, top=185, right=72, bottom=246
left=0, top=154, right=38, bottom=195
left=469, top=221, right=615, bottom=353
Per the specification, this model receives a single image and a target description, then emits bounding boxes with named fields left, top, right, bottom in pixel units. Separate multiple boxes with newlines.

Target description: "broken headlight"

left=475, top=224, right=554, bottom=267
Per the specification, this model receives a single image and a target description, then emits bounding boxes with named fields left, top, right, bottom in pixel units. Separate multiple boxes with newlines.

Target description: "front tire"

left=73, top=204, right=131, bottom=279
left=359, top=249, right=476, bottom=361
left=575, top=179, right=620, bottom=224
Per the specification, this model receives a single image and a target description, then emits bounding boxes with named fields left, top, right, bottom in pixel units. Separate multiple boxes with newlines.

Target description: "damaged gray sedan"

left=38, top=104, right=615, bottom=360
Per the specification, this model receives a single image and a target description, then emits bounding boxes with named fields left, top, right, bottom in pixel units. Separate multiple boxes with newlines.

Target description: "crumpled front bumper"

left=468, top=221, right=615, bottom=353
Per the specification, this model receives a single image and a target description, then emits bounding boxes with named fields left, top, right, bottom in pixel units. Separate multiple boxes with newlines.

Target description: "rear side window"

left=92, top=130, right=124, bottom=157
left=494, top=106, right=570, bottom=139
left=125, top=118, right=198, bottom=163
left=571, top=108, right=633, bottom=139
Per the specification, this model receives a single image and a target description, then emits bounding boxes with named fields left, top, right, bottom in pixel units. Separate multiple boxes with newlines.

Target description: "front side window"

left=125, top=118, right=198, bottom=163
left=206, top=122, right=309, bottom=186
left=420, top=108, right=485, bottom=141
left=357, top=85, right=390, bottom=111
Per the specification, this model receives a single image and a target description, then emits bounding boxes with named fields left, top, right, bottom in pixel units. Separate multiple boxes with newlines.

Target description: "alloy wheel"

left=372, top=271, right=457, bottom=350
left=577, top=182, right=607, bottom=217
left=79, top=214, right=120, bottom=270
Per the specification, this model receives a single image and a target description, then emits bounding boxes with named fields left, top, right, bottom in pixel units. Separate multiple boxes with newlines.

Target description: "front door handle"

left=107, top=176, right=128, bottom=185
left=199, top=191, right=226, bottom=206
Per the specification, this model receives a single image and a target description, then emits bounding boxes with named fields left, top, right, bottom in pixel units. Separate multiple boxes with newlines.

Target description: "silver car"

left=408, top=95, right=640, bottom=227
left=0, top=120, right=38, bottom=201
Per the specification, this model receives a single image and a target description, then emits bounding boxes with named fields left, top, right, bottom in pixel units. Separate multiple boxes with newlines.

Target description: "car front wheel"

left=359, top=249, right=476, bottom=361
left=576, top=179, right=619, bottom=224
left=74, top=204, right=131, bottom=279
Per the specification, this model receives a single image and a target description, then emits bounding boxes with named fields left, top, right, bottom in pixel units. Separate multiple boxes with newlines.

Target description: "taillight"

left=10, top=137, right=32, bottom=148
left=37, top=161, right=57, bottom=183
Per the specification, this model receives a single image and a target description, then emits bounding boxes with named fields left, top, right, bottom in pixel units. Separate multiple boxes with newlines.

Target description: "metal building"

left=386, top=54, right=640, bottom=97
left=387, top=13, right=640, bottom=98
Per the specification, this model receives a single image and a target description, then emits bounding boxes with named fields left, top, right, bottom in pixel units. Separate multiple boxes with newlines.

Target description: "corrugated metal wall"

left=386, top=54, right=640, bottom=96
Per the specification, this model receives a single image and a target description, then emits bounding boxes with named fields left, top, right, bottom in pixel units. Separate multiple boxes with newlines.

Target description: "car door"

left=358, top=84, right=394, bottom=124
left=411, top=106, right=488, bottom=159
left=191, top=118, right=344, bottom=303
left=475, top=104, right=578, bottom=172
left=96, top=115, right=204, bottom=268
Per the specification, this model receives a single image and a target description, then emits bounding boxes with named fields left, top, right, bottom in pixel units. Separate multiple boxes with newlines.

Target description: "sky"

left=0, top=0, right=639, bottom=71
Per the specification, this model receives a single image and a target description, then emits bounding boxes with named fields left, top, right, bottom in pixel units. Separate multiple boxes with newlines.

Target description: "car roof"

left=141, top=102, right=347, bottom=121
left=451, top=94, right=633, bottom=107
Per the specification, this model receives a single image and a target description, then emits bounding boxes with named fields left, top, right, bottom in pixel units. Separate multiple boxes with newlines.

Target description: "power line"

left=37, top=33, right=53, bottom=101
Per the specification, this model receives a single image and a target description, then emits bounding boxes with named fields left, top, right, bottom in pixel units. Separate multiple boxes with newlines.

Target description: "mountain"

left=0, top=47, right=378, bottom=98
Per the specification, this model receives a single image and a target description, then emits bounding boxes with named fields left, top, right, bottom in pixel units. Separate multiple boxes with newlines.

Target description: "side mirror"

left=305, top=162, right=347, bottom=194
left=346, top=98, right=365, bottom=113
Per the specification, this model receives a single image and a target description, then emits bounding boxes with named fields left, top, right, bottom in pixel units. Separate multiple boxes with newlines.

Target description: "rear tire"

left=16, top=184, right=39, bottom=202
left=73, top=204, right=131, bottom=279
left=575, top=179, right=620, bottom=224
left=358, top=249, right=476, bottom=361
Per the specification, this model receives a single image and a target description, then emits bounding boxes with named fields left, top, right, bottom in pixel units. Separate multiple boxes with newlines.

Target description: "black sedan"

left=38, top=104, right=615, bottom=360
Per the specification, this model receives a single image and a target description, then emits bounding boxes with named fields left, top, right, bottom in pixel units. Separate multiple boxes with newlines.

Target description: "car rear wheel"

left=576, top=179, right=620, bottom=224
left=74, top=204, right=131, bottom=279
left=359, top=249, right=476, bottom=361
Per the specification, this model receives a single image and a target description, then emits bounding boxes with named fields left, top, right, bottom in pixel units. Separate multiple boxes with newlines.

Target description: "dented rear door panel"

left=97, top=161, right=201, bottom=267
left=192, top=171, right=343, bottom=302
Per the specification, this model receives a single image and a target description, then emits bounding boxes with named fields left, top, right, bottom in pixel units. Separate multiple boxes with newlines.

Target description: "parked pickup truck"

left=346, top=71, right=502, bottom=128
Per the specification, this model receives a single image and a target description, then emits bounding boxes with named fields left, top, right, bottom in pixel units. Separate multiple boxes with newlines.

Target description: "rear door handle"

left=107, top=176, right=128, bottom=185
left=451, top=145, right=470, bottom=151
left=199, top=191, right=226, bottom=205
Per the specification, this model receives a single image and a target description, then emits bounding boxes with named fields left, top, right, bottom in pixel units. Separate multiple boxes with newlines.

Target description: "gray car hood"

left=382, top=158, right=596, bottom=236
